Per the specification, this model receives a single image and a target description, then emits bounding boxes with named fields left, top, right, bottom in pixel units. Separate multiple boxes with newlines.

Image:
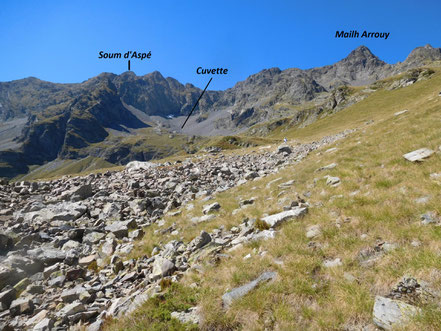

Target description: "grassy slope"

left=15, top=156, right=117, bottom=181
left=105, top=68, right=441, bottom=330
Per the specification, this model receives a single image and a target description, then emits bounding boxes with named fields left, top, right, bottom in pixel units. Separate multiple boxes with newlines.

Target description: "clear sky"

left=1, top=0, right=440, bottom=90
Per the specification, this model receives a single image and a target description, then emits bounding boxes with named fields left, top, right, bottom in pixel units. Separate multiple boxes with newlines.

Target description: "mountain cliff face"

left=0, top=44, right=440, bottom=178
left=208, top=44, right=441, bottom=128
left=307, top=45, right=393, bottom=89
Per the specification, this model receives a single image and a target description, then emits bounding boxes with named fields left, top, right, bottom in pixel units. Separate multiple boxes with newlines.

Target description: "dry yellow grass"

left=107, top=69, right=441, bottom=330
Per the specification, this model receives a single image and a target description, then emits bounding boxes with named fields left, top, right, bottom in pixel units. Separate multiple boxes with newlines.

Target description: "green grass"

left=14, top=156, right=117, bottom=181
left=104, top=283, right=199, bottom=331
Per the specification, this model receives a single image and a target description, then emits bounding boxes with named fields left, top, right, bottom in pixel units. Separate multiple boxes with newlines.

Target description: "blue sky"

left=1, top=0, right=440, bottom=90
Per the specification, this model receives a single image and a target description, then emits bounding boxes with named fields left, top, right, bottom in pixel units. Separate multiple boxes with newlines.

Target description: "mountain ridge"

left=0, top=44, right=440, bottom=178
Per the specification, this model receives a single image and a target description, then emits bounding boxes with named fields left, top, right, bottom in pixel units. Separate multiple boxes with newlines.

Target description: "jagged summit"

left=400, top=44, right=441, bottom=70
left=0, top=44, right=440, bottom=177
left=345, top=45, right=378, bottom=60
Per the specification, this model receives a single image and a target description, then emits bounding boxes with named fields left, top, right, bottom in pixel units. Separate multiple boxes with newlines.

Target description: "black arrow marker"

left=128, top=60, right=131, bottom=71
left=181, top=77, right=212, bottom=129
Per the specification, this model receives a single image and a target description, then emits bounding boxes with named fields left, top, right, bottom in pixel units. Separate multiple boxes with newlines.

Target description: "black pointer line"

left=128, top=60, right=131, bottom=71
left=181, top=77, right=213, bottom=129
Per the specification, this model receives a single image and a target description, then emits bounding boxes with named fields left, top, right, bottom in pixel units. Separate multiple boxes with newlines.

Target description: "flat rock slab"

left=394, top=110, right=408, bottom=116
left=403, top=148, right=434, bottom=162
left=125, top=161, right=158, bottom=173
left=261, top=207, right=307, bottom=228
left=222, top=271, right=277, bottom=308
left=16, top=202, right=87, bottom=223
left=373, top=296, right=420, bottom=330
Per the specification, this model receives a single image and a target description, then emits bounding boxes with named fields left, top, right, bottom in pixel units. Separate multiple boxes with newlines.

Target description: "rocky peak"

left=401, top=44, right=441, bottom=68
left=339, top=45, right=387, bottom=68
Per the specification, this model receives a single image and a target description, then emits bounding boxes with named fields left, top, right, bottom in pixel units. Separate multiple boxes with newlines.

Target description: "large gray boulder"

left=0, top=287, right=16, bottom=310
left=61, top=184, right=93, bottom=201
left=373, top=296, right=420, bottom=330
left=82, top=232, right=106, bottom=245
left=27, top=247, right=66, bottom=266
left=105, top=222, right=128, bottom=239
left=277, top=145, right=292, bottom=154
left=188, top=231, right=212, bottom=251
left=15, top=202, right=87, bottom=223
left=150, top=257, right=175, bottom=281
left=0, top=234, right=14, bottom=254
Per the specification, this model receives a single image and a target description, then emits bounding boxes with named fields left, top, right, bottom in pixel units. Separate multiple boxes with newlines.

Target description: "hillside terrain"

left=0, top=60, right=441, bottom=330
left=0, top=45, right=440, bottom=179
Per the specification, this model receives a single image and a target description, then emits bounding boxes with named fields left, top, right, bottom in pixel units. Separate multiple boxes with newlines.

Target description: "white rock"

left=323, top=257, right=342, bottom=268
left=394, top=110, right=408, bottom=116
left=306, top=225, right=321, bottom=239
left=261, top=207, right=308, bottom=228
left=125, top=161, right=158, bottom=173
left=202, top=202, right=221, bottom=214
left=373, top=296, right=420, bottom=330
left=325, top=176, right=341, bottom=186
left=403, top=148, right=434, bottom=162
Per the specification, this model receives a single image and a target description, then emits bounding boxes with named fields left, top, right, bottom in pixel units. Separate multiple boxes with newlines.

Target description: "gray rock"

left=306, top=224, right=321, bottom=239
left=125, top=161, right=158, bottom=173
left=86, top=319, right=104, bottom=331
left=188, top=231, right=212, bottom=251
left=33, top=317, right=54, bottom=331
left=373, top=296, right=420, bottom=330
left=244, top=172, right=259, bottom=180
left=27, top=247, right=66, bottom=266
left=421, top=212, right=438, bottom=225
left=4, top=255, right=42, bottom=274
left=48, top=275, right=65, bottom=287
left=9, top=297, right=34, bottom=316
left=129, top=229, right=145, bottom=240
left=57, top=301, right=85, bottom=318
left=83, top=232, right=106, bottom=245
left=222, top=271, right=277, bottom=308
left=105, top=222, right=128, bottom=239
left=239, top=197, right=255, bottom=207
left=101, top=238, right=117, bottom=256
left=403, top=148, right=434, bottom=162
left=61, top=287, right=83, bottom=303
left=277, top=145, right=292, bottom=154
left=0, top=265, right=21, bottom=289
left=252, top=230, right=276, bottom=241
left=24, top=309, right=48, bottom=328
left=62, top=184, right=93, bottom=201
left=316, top=163, right=337, bottom=172
left=0, top=234, right=14, bottom=254
left=0, top=287, right=16, bottom=310
left=325, top=176, right=341, bottom=186
left=261, top=207, right=307, bottom=228
left=278, top=180, right=295, bottom=189
left=394, top=110, right=408, bottom=116
left=150, top=257, right=175, bottom=281
left=203, top=202, right=221, bottom=214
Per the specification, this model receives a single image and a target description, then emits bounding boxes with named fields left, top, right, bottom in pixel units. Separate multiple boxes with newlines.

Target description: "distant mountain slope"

left=0, top=44, right=440, bottom=178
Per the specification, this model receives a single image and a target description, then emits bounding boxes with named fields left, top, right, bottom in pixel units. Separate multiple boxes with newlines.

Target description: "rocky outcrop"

left=0, top=130, right=352, bottom=329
